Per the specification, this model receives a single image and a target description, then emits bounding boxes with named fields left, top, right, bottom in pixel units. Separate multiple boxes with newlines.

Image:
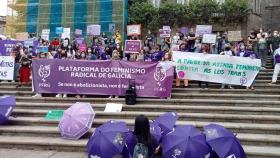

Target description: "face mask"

left=88, top=50, right=92, bottom=53
left=76, top=53, right=81, bottom=56
left=240, top=45, right=245, bottom=50
left=81, top=54, right=86, bottom=58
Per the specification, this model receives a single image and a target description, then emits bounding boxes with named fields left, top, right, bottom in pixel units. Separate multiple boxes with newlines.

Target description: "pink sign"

left=79, top=44, right=87, bottom=52
left=125, top=40, right=141, bottom=53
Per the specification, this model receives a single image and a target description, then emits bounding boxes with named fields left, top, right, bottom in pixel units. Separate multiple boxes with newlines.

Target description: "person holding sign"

left=244, top=45, right=259, bottom=90
left=220, top=44, right=234, bottom=89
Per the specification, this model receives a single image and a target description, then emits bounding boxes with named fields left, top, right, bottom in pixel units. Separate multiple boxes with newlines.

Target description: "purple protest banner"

left=125, top=40, right=141, bottom=53
left=195, top=25, right=213, bottom=36
left=32, top=60, right=174, bottom=98
left=0, top=40, right=23, bottom=56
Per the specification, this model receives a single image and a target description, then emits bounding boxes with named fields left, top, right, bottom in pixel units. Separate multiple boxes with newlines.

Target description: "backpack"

left=133, top=143, right=149, bottom=158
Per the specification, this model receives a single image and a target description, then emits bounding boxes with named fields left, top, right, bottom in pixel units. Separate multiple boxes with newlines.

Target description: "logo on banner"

left=172, top=149, right=182, bottom=158
left=154, top=67, right=167, bottom=84
left=39, top=65, right=51, bottom=82
left=240, top=77, right=248, bottom=85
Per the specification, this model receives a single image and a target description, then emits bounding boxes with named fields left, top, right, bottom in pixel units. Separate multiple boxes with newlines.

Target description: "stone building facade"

left=0, top=16, right=6, bottom=35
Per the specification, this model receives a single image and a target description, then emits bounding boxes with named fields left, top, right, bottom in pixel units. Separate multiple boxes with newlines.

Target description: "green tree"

left=220, top=0, right=250, bottom=24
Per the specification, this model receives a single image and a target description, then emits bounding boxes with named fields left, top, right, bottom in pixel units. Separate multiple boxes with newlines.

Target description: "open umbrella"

left=87, top=120, right=128, bottom=158
left=0, top=96, right=16, bottom=125
left=150, top=121, right=162, bottom=146
left=162, top=125, right=211, bottom=158
left=58, top=102, right=95, bottom=140
left=154, top=112, right=178, bottom=135
left=204, top=124, right=246, bottom=158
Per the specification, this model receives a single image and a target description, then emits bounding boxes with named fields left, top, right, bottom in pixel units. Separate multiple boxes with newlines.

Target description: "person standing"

left=269, top=31, right=280, bottom=54
left=269, top=44, right=280, bottom=85
left=187, top=28, right=196, bottom=52
left=220, top=44, right=234, bottom=89
left=257, top=34, right=268, bottom=68
left=244, top=45, right=259, bottom=90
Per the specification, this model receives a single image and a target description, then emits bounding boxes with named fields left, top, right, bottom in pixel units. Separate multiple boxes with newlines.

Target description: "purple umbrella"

left=162, top=125, right=211, bottom=158
left=58, top=102, right=95, bottom=140
left=204, top=124, right=246, bottom=158
left=123, top=130, right=136, bottom=158
left=87, top=120, right=128, bottom=158
left=150, top=121, right=162, bottom=145
left=154, top=112, right=178, bottom=135
left=0, top=96, right=16, bottom=125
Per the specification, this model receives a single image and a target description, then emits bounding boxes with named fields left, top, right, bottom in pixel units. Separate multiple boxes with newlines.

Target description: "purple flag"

left=32, top=60, right=174, bottom=98
left=0, top=40, right=23, bottom=56
left=125, top=40, right=141, bottom=53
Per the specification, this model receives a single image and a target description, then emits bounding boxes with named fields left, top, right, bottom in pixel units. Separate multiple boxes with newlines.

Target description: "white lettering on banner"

left=0, top=56, right=15, bottom=80
left=58, top=66, right=146, bottom=74
left=173, top=51, right=261, bottom=87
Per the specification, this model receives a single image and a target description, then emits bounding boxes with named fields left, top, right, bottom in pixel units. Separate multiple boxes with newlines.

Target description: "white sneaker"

left=109, top=96, right=113, bottom=98
left=115, top=96, right=119, bottom=98
left=63, top=94, right=67, bottom=98
left=56, top=94, right=62, bottom=98
left=32, top=94, right=42, bottom=98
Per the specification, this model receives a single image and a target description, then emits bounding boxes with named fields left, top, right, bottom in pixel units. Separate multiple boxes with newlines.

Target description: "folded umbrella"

left=162, top=125, right=211, bottom=158
left=87, top=120, right=128, bottom=158
left=0, top=96, right=16, bottom=125
left=204, top=124, right=246, bottom=158
left=154, top=112, right=178, bottom=135
left=59, top=102, right=95, bottom=140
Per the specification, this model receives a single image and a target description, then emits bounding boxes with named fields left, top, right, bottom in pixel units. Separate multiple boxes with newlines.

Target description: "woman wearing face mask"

left=257, top=34, right=268, bottom=69
left=237, top=44, right=246, bottom=57
left=244, top=45, right=259, bottom=90
left=220, top=44, right=234, bottom=89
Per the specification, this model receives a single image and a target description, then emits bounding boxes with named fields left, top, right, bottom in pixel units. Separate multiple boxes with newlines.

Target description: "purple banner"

left=125, top=40, right=141, bottom=53
left=0, top=40, right=23, bottom=56
left=32, top=60, right=174, bottom=98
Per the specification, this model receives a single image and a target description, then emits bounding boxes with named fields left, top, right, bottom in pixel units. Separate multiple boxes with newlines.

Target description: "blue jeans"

left=14, top=63, right=20, bottom=81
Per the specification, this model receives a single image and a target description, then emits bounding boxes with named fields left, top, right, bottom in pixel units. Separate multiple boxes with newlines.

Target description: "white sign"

left=228, top=31, right=242, bottom=42
left=202, top=34, right=217, bottom=44
left=61, top=28, right=71, bottom=39
left=0, top=56, right=15, bottom=80
left=87, top=25, right=101, bottom=36
left=173, top=51, right=261, bottom=87
left=41, top=29, right=50, bottom=41
left=104, top=103, right=123, bottom=113
left=127, top=25, right=141, bottom=36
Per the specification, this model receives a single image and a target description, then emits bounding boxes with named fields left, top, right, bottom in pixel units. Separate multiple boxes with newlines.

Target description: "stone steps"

left=7, top=117, right=280, bottom=135
left=14, top=102, right=280, bottom=115
left=11, top=109, right=280, bottom=124
left=14, top=97, right=280, bottom=107
left=0, top=125, right=279, bottom=147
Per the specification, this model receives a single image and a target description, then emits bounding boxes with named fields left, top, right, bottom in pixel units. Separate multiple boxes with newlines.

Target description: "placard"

left=15, top=32, right=29, bottom=40
left=173, top=51, right=261, bottom=87
left=0, top=56, right=15, bottom=80
left=61, top=28, right=71, bottom=39
left=75, top=29, right=83, bottom=36
left=37, top=46, right=49, bottom=53
left=228, top=31, right=242, bottom=42
left=125, top=40, right=141, bottom=53
left=104, top=103, right=123, bottom=112
left=87, top=25, right=101, bottom=36
left=195, top=25, right=213, bottom=36
left=159, top=29, right=171, bottom=38
left=109, top=24, right=116, bottom=33
left=79, top=44, right=87, bottom=52
left=127, top=25, right=141, bottom=36
left=41, top=29, right=50, bottom=41
left=56, top=27, right=64, bottom=34
left=202, top=34, right=217, bottom=44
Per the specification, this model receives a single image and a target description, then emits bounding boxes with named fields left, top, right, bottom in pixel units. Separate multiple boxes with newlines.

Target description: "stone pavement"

left=0, top=148, right=86, bottom=158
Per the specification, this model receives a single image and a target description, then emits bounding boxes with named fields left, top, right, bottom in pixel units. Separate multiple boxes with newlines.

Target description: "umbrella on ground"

left=162, top=125, right=211, bottom=158
left=204, top=124, right=246, bottom=158
left=154, top=112, right=178, bottom=135
left=0, top=96, right=16, bottom=125
left=87, top=120, right=128, bottom=158
left=58, top=102, right=95, bottom=140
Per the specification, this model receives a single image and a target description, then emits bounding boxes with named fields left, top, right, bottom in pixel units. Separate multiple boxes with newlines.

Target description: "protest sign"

left=0, top=40, right=23, bottom=56
left=0, top=56, right=14, bottom=80
left=41, top=29, right=50, bottom=40
left=87, top=25, right=101, bottom=36
left=159, top=29, right=171, bottom=38
left=125, top=40, right=141, bottom=53
left=180, top=27, right=189, bottom=34
left=109, top=24, right=116, bottom=33
left=127, top=25, right=141, bottom=36
left=75, top=29, right=83, bottom=36
left=79, top=44, right=87, bottom=52
left=195, top=25, right=213, bottom=36
left=104, top=103, right=123, bottom=112
left=61, top=28, right=71, bottom=39
left=228, top=31, right=242, bottom=42
left=56, top=27, right=64, bottom=34
left=202, top=34, right=217, bottom=44
left=32, top=60, right=174, bottom=98
left=173, top=51, right=261, bottom=87
left=163, top=26, right=171, bottom=31
left=16, top=32, right=29, bottom=40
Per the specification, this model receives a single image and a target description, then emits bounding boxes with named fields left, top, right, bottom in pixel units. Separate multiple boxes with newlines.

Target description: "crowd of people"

left=2, top=27, right=280, bottom=97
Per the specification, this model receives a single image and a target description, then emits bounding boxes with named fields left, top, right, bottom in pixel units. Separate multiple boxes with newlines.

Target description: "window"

left=151, top=0, right=161, bottom=8
left=253, top=0, right=261, bottom=14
